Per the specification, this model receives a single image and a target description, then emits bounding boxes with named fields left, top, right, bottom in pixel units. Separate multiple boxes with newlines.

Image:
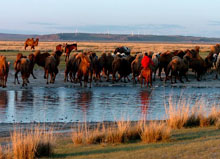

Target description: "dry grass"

left=71, top=124, right=84, bottom=145
left=165, top=97, right=190, bottom=129
left=105, top=120, right=131, bottom=143
left=140, top=122, right=171, bottom=143
left=10, top=126, right=54, bottom=159
left=0, top=41, right=212, bottom=57
left=71, top=120, right=171, bottom=145
left=165, top=97, right=220, bottom=129
left=71, top=121, right=132, bottom=145
left=0, top=145, right=11, bottom=159
left=0, top=146, right=5, bottom=159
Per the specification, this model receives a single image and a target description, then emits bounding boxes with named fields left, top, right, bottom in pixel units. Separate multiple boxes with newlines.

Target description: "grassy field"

left=0, top=41, right=213, bottom=60
left=42, top=126, right=220, bottom=159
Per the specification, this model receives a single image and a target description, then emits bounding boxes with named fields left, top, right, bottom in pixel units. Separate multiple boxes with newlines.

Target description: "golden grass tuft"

left=72, top=121, right=133, bottom=145
left=71, top=124, right=84, bottom=145
left=71, top=120, right=171, bottom=145
left=11, top=126, right=55, bottom=159
left=165, top=98, right=190, bottom=129
left=105, top=120, right=131, bottom=143
left=165, top=97, right=220, bottom=129
left=140, top=122, right=171, bottom=143
left=85, top=125, right=106, bottom=144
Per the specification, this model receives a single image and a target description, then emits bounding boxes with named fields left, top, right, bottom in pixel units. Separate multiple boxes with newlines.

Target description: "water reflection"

left=76, top=90, right=93, bottom=113
left=15, top=90, right=34, bottom=110
left=0, top=87, right=219, bottom=123
left=0, top=91, right=8, bottom=109
left=139, top=90, right=151, bottom=120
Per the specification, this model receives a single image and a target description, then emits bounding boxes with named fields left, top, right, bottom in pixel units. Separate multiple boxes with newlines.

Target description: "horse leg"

left=22, top=76, right=25, bottom=87
left=140, top=76, right=143, bottom=88
left=170, top=71, right=174, bottom=84
left=15, top=71, right=20, bottom=84
left=107, top=71, right=110, bottom=82
left=89, top=75, right=92, bottom=88
left=127, top=76, right=130, bottom=82
left=132, top=73, right=137, bottom=84
left=14, top=71, right=17, bottom=84
left=64, top=69, right=69, bottom=82
left=179, top=73, right=184, bottom=83
left=159, top=66, right=163, bottom=81
left=49, top=73, right=53, bottom=83
left=46, top=71, right=49, bottom=84
left=44, top=68, right=47, bottom=79
left=174, top=73, right=177, bottom=83
left=31, top=71, right=37, bottom=79
left=185, top=73, right=190, bottom=82
left=153, top=69, right=156, bottom=81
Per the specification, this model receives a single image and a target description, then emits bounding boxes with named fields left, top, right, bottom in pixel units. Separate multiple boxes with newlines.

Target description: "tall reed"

left=165, top=97, right=220, bottom=129
left=11, top=126, right=54, bottom=159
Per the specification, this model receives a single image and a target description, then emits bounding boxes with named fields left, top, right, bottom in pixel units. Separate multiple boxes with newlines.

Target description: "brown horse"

left=165, top=50, right=193, bottom=84
left=0, top=56, right=10, bottom=88
left=24, top=38, right=39, bottom=50
left=64, top=43, right=77, bottom=62
left=56, top=44, right=63, bottom=52
left=139, top=68, right=152, bottom=88
left=14, top=53, right=36, bottom=84
left=33, top=50, right=50, bottom=78
left=45, top=50, right=63, bottom=84
left=76, top=53, right=92, bottom=88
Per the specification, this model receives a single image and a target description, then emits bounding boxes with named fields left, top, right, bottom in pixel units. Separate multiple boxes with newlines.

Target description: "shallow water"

left=0, top=85, right=219, bottom=123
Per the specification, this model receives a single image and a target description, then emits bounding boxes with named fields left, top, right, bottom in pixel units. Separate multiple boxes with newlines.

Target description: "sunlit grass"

left=165, top=97, right=220, bottom=129
left=0, top=126, right=55, bottom=159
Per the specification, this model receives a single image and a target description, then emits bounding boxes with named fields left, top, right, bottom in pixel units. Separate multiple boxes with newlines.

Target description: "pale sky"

left=1, top=0, right=220, bottom=37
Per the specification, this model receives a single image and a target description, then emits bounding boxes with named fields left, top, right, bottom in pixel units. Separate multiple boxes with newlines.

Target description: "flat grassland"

left=0, top=41, right=213, bottom=60
left=45, top=126, right=220, bottom=159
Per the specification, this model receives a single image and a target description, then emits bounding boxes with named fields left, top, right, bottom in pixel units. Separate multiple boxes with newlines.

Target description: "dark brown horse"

left=33, top=50, right=50, bottom=78
left=64, top=43, right=77, bottom=62
left=24, top=38, right=39, bottom=50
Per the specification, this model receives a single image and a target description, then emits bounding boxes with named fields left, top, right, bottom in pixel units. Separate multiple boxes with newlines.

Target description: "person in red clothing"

left=139, top=52, right=155, bottom=87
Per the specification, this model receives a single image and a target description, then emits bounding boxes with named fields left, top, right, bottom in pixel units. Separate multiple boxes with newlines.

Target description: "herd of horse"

left=0, top=38, right=220, bottom=88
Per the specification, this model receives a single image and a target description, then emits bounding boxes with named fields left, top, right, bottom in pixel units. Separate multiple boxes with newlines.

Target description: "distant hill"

left=0, top=33, right=220, bottom=43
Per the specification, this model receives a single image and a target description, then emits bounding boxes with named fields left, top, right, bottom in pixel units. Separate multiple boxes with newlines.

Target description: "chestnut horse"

left=24, top=38, right=39, bottom=50
left=64, top=43, right=77, bottom=62
left=56, top=44, right=63, bottom=52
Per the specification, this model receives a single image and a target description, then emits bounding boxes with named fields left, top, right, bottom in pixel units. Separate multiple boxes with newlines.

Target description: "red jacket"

left=141, top=56, right=154, bottom=69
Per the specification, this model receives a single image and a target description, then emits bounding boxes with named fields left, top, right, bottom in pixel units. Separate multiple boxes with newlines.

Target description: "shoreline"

left=0, top=120, right=163, bottom=137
